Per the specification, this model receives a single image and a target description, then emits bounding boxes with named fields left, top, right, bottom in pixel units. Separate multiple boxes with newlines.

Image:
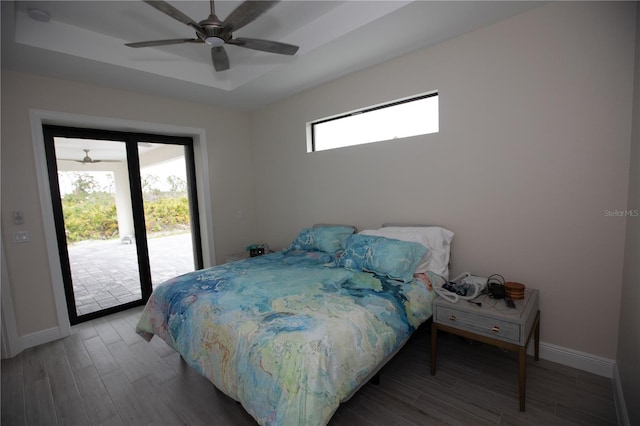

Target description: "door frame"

left=20, top=109, right=215, bottom=345
left=43, top=124, right=204, bottom=324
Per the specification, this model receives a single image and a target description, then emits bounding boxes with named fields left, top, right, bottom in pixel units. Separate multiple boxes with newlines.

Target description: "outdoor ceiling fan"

left=75, top=149, right=119, bottom=164
left=125, top=0, right=299, bottom=72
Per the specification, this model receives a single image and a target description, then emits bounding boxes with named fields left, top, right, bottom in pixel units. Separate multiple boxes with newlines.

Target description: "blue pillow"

left=337, top=234, right=428, bottom=282
left=288, top=226, right=355, bottom=253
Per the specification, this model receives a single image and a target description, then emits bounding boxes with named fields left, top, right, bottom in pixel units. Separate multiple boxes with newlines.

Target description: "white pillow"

left=359, top=226, right=454, bottom=279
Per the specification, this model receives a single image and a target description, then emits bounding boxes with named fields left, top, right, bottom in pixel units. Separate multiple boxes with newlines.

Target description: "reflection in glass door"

left=43, top=126, right=202, bottom=324
left=137, top=142, right=201, bottom=288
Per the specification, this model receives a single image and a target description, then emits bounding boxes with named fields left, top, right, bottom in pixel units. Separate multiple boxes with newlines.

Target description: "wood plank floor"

left=2, top=306, right=618, bottom=425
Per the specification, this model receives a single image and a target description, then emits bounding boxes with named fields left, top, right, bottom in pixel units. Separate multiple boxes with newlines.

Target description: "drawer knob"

left=448, top=315, right=456, bottom=321
left=491, top=325, right=501, bottom=333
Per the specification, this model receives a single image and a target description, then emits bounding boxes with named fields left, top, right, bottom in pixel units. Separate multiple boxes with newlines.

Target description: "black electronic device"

left=247, top=243, right=269, bottom=257
left=250, top=247, right=265, bottom=257
left=486, top=274, right=506, bottom=299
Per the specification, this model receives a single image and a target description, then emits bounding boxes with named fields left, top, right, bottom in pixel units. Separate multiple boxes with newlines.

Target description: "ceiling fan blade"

left=66, top=149, right=122, bottom=164
left=221, top=1, right=279, bottom=35
left=125, top=38, right=201, bottom=48
left=143, top=0, right=204, bottom=33
left=72, top=159, right=123, bottom=164
left=211, top=46, right=230, bottom=71
left=229, top=38, right=299, bottom=55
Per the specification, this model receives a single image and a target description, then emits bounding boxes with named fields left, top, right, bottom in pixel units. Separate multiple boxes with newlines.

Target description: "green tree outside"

left=61, top=171, right=190, bottom=243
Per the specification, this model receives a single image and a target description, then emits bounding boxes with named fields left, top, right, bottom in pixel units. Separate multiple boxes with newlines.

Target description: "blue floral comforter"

left=136, top=250, right=437, bottom=426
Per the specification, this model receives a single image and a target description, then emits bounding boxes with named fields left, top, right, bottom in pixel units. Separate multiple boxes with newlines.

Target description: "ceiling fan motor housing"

left=199, top=15, right=228, bottom=46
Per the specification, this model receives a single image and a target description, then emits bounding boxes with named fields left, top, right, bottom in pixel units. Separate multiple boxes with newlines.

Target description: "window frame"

left=308, top=91, right=439, bottom=152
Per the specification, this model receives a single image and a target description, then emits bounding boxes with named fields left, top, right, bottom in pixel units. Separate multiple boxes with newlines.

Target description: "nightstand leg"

left=430, top=323, right=437, bottom=375
left=518, top=346, right=527, bottom=412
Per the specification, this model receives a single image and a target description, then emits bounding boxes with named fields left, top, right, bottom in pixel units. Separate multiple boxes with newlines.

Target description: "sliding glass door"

left=137, top=141, right=202, bottom=287
left=43, top=125, right=203, bottom=324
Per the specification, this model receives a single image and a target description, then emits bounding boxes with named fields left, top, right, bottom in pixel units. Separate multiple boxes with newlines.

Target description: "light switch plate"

left=13, top=231, right=29, bottom=243
left=13, top=210, right=25, bottom=225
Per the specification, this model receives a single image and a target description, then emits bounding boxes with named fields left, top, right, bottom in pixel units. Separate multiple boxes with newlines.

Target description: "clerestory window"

left=308, top=92, right=439, bottom=152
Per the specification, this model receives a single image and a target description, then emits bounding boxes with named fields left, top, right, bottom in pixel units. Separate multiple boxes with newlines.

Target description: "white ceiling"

left=1, top=1, right=543, bottom=111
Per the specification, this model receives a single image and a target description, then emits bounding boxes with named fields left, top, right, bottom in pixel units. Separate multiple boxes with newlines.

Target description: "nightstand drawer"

left=435, top=306, right=521, bottom=343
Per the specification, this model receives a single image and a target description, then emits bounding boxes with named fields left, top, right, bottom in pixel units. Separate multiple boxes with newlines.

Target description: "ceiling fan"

left=75, top=149, right=119, bottom=164
left=125, top=0, right=299, bottom=72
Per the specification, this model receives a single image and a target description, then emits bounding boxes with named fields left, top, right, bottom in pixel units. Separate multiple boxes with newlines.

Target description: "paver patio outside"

left=67, top=233, right=196, bottom=315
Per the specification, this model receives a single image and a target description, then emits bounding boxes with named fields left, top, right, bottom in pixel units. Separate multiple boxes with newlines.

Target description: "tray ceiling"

left=1, top=1, right=543, bottom=110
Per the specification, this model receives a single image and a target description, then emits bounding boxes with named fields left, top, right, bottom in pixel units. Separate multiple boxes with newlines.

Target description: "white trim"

left=20, top=327, right=65, bottom=350
left=612, top=363, right=631, bottom=426
left=29, top=111, right=72, bottom=340
left=26, top=109, right=215, bottom=347
left=1, top=240, right=23, bottom=358
left=190, top=131, right=216, bottom=267
left=528, top=340, right=615, bottom=378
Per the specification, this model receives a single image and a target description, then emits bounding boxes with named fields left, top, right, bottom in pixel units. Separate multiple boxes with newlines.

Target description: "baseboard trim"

left=20, top=327, right=63, bottom=351
left=612, top=363, right=630, bottom=426
left=528, top=341, right=615, bottom=378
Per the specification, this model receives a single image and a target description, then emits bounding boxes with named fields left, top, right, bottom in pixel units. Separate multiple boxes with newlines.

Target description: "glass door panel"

left=138, top=142, right=197, bottom=287
left=53, top=137, right=142, bottom=317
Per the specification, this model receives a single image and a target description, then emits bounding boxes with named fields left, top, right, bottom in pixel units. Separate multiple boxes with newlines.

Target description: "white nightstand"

left=431, top=289, right=540, bottom=411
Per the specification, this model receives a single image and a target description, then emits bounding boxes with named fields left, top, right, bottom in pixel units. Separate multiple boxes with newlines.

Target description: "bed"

left=136, top=224, right=454, bottom=425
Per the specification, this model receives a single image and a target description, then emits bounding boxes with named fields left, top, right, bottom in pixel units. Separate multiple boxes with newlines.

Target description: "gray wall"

left=250, top=2, right=636, bottom=359
left=617, top=4, right=640, bottom=425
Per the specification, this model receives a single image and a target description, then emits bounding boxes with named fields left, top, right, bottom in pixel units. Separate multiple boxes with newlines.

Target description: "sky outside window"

left=311, top=93, right=439, bottom=152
